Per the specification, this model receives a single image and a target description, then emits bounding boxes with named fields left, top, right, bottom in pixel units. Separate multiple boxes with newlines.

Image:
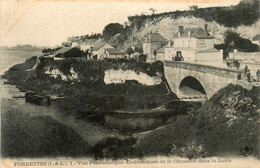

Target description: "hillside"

left=110, top=0, right=259, bottom=49
left=135, top=84, right=260, bottom=158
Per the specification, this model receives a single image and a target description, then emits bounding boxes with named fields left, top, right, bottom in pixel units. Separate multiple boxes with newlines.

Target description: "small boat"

left=25, top=92, right=51, bottom=106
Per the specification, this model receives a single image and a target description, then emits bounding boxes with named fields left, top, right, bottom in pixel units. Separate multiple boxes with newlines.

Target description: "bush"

left=169, top=140, right=207, bottom=159
left=92, top=137, right=138, bottom=159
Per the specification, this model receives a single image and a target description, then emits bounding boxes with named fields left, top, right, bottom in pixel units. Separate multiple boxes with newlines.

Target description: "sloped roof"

left=55, top=47, right=74, bottom=55
left=173, top=27, right=214, bottom=39
left=196, top=48, right=219, bottom=53
left=105, top=48, right=124, bottom=55
left=55, top=47, right=83, bottom=58
left=72, top=40, right=84, bottom=45
left=83, top=39, right=98, bottom=45
left=144, top=33, right=168, bottom=43
left=252, top=34, right=260, bottom=41
left=92, top=39, right=112, bottom=51
left=157, top=45, right=168, bottom=53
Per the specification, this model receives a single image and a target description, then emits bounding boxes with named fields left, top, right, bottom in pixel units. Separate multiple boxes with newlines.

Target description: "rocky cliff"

left=110, top=0, right=259, bottom=49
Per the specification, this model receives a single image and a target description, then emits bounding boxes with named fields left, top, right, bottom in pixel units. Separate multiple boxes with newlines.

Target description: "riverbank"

left=2, top=55, right=259, bottom=159
left=1, top=56, right=188, bottom=158
left=1, top=57, right=188, bottom=118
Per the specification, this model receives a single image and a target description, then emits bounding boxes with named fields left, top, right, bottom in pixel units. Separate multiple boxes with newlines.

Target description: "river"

left=0, top=49, right=120, bottom=147
left=0, top=49, right=42, bottom=99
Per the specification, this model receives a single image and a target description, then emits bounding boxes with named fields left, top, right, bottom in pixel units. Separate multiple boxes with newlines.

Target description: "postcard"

left=0, top=0, right=259, bottom=168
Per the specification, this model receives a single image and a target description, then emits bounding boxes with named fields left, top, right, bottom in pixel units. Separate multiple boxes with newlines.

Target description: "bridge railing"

left=164, top=61, right=243, bottom=78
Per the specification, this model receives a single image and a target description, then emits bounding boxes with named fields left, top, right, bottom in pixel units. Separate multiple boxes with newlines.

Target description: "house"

left=165, top=25, right=223, bottom=63
left=252, top=34, right=260, bottom=46
left=91, top=39, right=114, bottom=60
left=80, top=39, right=98, bottom=52
left=142, top=32, right=168, bottom=62
left=54, top=47, right=85, bottom=60
left=105, top=48, right=125, bottom=59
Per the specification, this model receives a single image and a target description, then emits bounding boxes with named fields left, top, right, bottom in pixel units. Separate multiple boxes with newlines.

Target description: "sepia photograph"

left=0, top=0, right=259, bottom=167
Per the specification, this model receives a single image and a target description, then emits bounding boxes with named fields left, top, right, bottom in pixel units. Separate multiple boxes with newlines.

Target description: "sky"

left=0, top=0, right=242, bottom=47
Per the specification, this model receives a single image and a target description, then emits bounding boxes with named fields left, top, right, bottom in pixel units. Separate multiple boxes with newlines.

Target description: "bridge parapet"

left=164, top=61, right=242, bottom=79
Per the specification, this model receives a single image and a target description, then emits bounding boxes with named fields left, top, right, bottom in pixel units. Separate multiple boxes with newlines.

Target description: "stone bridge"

left=164, top=61, right=243, bottom=100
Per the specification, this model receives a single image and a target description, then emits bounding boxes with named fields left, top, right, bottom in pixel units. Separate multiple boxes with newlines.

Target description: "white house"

left=92, top=39, right=114, bottom=60
left=105, top=48, right=125, bottom=59
left=165, top=25, right=223, bottom=63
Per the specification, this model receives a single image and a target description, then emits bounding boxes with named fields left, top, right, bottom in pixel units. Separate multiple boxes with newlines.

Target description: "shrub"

left=169, top=140, right=207, bottom=159
left=92, top=137, right=138, bottom=159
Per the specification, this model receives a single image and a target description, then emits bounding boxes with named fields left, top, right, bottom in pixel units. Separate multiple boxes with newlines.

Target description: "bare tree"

left=149, top=8, right=157, bottom=15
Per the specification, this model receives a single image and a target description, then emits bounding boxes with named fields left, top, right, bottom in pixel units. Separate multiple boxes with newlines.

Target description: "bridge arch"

left=164, top=61, right=241, bottom=99
left=178, top=76, right=207, bottom=99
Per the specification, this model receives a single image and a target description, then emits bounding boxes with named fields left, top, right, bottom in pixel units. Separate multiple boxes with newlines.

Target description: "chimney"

left=188, top=31, right=191, bottom=37
left=168, top=39, right=171, bottom=47
left=204, top=24, right=208, bottom=36
left=179, top=26, right=184, bottom=33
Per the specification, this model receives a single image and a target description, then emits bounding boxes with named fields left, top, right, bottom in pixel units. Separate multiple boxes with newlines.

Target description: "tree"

left=224, top=30, right=259, bottom=52
left=134, top=46, right=143, bottom=54
left=224, top=31, right=240, bottom=45
left=189, top=5, right=198, bottom=11
left=102, top=23, right=124, bottom=41
left=126, top=47, right=134, bottom=57
left=149, top=8, right=157, bottom=15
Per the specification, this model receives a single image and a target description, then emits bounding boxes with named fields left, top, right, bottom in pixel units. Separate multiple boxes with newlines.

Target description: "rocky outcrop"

left=104, top=69, right=162, bottom=86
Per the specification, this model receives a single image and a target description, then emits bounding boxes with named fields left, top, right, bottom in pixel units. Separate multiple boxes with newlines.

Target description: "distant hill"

left=0, top=45, right=45, bottom=51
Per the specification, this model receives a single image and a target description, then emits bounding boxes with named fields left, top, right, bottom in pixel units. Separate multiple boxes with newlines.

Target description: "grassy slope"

left=1, top=110, right=91, bottom=157
left=135, top=84, right=260, bottom=158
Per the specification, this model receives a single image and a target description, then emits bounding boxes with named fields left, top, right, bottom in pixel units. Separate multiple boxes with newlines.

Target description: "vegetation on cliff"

left=108, top=0, right=259, bottom=49
left=127, top=0, right=258, bottom=29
